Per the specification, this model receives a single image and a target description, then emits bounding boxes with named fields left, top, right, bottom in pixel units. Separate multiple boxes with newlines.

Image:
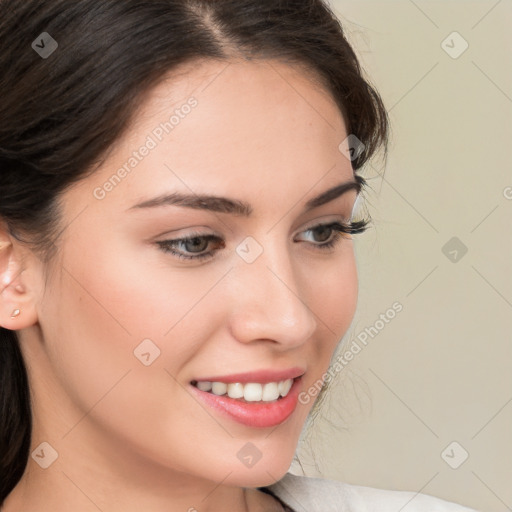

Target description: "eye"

left=297, top=219, right=369, bottom=250
left=156, top=233, right=223, bottom=261
left=156, top=219, right=370, bottom=262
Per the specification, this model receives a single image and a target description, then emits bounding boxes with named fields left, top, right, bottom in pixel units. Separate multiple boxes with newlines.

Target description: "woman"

left=0, top=1, right=481, bottom=510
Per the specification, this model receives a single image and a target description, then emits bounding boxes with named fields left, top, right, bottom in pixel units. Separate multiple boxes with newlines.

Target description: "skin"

left=0, top=58, right=360, bottom=511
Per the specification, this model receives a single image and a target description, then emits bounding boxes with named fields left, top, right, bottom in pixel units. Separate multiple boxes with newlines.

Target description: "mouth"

left=190, top=378, right=294, bottom=403
left=189, top=369, right=304, bottom=428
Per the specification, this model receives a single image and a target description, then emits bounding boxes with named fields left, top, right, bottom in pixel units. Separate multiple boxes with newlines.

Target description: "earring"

left=10, top=308, right=20, bottom=318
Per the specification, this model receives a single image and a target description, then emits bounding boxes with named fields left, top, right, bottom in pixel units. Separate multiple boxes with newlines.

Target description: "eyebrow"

left=129, top=175, right=364, bottom=216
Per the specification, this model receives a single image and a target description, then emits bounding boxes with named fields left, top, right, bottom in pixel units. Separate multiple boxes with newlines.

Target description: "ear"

left=0, top=224, right=39, bottom=330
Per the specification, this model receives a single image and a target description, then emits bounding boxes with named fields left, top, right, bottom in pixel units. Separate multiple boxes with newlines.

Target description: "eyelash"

left=156, top=219, right=370, bottom=261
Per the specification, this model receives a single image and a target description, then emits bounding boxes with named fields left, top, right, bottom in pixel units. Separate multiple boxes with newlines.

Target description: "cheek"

left=294, top=247, right=357, bottom=417
left=306, top=244, right=358, bottom=361
left=36, top=236, right=191, bottom=410
left=37, top=238, right=230, bottom=464
left=39, top=229, right=235, bottom=404
left=54, top=229, right=219, bottom=342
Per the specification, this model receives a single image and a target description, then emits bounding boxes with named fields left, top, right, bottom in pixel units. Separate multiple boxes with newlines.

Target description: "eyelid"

left=299, top=214, right=352, bottom=232
left=161, top=215, right=353, bottom=240
left=152, top=212, right=351, bottom=240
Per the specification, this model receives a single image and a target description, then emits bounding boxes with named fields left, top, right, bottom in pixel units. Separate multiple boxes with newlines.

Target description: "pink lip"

left=189, top=376, right=303, bottom=428
left=192, top=367, right=305, bottom=384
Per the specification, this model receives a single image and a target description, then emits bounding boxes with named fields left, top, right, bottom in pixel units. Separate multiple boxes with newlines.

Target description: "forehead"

left=69, top=58, right=353, bottom=217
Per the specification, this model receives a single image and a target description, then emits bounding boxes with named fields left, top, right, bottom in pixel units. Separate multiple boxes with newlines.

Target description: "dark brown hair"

left=0, top=0, right=389, bottom=501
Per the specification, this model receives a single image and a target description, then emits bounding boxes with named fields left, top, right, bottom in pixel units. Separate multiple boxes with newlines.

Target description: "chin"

left=219, top=454, right=295, bottom=488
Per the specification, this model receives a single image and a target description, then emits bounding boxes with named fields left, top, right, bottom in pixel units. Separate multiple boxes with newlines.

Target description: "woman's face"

left=23, top=59, right=360, bottom=489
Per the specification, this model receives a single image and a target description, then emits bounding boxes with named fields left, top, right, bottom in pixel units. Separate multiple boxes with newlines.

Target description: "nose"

left=227, top=237, right=318, bottom=349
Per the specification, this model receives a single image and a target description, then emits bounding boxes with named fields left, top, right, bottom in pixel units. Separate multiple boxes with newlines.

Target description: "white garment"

left=261, top=472, right=481, bottom=512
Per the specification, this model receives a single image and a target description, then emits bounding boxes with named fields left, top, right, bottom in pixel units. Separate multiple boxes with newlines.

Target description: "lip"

left=192, top=367, right=305, bottom=384
left=189, top=375, right=303, bottom=428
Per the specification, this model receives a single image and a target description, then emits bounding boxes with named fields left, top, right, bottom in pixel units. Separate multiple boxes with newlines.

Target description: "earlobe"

left=0, top=231, right=39, bottom=331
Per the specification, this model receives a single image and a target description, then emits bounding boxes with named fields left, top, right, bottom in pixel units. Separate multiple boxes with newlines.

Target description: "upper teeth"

left=194, top=379, right=293, bottom=402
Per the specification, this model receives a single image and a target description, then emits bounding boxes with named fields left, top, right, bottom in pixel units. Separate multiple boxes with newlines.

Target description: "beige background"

left=291, top=2, right=512, bottom=511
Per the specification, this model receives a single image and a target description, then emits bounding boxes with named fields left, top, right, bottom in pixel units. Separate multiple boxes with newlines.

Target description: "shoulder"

left=261, top=472, right=481, bottom=512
